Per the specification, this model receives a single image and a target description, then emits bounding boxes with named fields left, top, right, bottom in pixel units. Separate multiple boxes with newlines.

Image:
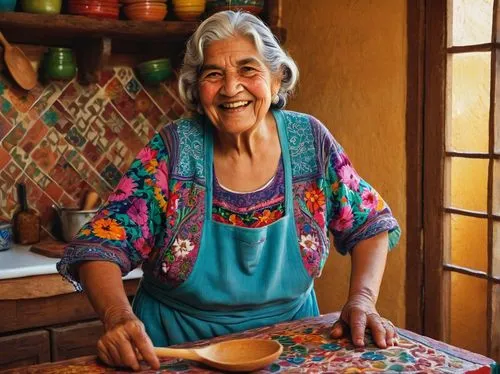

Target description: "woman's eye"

left=204, top=71, right=221, bottom=79
left=241, top=66, right=256, bottom=74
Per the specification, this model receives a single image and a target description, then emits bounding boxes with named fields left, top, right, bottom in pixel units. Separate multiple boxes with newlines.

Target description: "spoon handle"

left=154, top=347, right=201, bottom=361
left=0, top=32, right=9, bottom=49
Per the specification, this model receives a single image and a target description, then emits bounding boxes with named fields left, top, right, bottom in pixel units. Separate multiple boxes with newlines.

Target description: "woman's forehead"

left=203, top=35, right=262, bottom=63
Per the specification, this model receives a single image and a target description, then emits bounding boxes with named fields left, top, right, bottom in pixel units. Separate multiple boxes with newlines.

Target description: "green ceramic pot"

left=21, top=0, right=62, bottom=14
left=139, top=68, right=172, bottom=85
left=137, top=58, right=171, bottom=74
left=44, top=48, right=77, bottom=80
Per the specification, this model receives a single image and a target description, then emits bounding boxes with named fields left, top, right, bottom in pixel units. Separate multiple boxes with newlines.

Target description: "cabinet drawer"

left=0, top=330, right=50, bottom=369
left=49, top=320, right=104, bottom=362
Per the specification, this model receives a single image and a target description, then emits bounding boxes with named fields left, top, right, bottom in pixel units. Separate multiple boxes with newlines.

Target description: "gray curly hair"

left=178, top=10, right=299, bottom=113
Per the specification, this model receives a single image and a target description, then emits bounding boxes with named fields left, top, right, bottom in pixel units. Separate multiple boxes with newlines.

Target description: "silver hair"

left=178, top=10, right=299, bottom=113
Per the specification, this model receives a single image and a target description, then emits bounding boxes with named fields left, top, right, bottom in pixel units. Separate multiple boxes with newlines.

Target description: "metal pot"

left=53, top=206, right=98, bottom=242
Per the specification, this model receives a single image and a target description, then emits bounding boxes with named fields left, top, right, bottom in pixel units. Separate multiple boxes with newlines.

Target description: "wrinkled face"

left=198, top=35, right=281, bottom=135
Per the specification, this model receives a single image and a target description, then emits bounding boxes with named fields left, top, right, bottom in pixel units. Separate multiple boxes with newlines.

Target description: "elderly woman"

left=57, top=10, right=401, bottom=371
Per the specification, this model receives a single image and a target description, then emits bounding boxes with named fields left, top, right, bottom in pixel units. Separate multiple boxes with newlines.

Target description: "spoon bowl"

left=155, top=338, right=283, bottom=372
left=0, top=32, right=37, bottom=90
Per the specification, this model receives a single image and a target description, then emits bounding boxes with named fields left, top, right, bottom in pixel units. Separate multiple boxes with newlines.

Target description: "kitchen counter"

left=0, top=243, right=143, bottom=280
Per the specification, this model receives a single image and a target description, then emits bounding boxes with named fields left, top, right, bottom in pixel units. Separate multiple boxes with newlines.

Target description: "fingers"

left=349, top=309, right=368, bottom=347
left=330, top=319, right=347, bottom=339
left=129, top=321, right=160, bottom=370
left=97, top=318, right=159, bottom=371
left=366, top=313, right=399, bottom=349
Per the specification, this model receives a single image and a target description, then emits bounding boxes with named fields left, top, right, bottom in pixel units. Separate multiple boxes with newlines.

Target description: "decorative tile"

left=125, top=78, right=141, bottom=97
left=0, top=66, right=185, bottom=226
left=65, top=126, right=86, bottom=148
left=0, top=147, right=9, bottom=170
left=10, top=146, right=29, bottom=170
left=101, top=162, right=122, bottom=188
left=0, top=113, right=12, bottom=141
left=98, top=69, right=114, bottom=88
left=31, top=139, right=60, bottom=174
left=19, top=120, right=48, bottom=155
left=6, top=83, right=44, bottom=114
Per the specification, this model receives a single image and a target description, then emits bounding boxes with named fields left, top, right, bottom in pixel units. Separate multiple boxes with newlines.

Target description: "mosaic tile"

left=87, top=117, right=116, bottom=154
left=135, top=89, right=163, bottom=128
left=31, top=139, right=60, bottom=174
left=59, top=192, right=77, bottom=208
left=19, top=120, right=48, bottom=155
left=131, top=115, right=156, bottom=144
left=82, top=141, right=102, bottom=165
left=0, top=113, right=12, bottom=141
left=49, top=158, right=85, bottom=200
left=46, top=128, right=70, bottom=156
left=108, top=138, right=135, bottom=174
left=126, top=78, right=141, bottom=97
left=27, top=82, right=62, bottom=122
left=98, top=69, right=114, bottom=88
left=3, top=160, right=22, bottom=181
left=144, top=84, right=175, bottom=112
left=6, top=83, right=44, bottom=114
left=44, top=180, right=64, bottom=202
left=0, top=96, right=19, bottom=125
left=109, top=85, right=137, bottom=122
left=115, top=67, right=134, bottom=85
left=10, top=146, right=29, bottom=170
left=0, top=147, right=9, bottom=171
left=65, top=125, right=87, bottom=148
left=101, top=162, right=122, bottom=188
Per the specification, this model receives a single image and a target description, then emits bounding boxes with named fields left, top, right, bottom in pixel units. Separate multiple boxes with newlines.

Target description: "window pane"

left=447, top=53, right=490, bottom=153
left=446, top=157, right=488, bottom=211
left=494, top=160, right=500, bottom=216
left=450, top=272, right=487, bottom=355
left=494, top=221, right=500, bottom=277
left=448, top=214, right=488, bottom=272
left=449, top=0, right=493, bottom=46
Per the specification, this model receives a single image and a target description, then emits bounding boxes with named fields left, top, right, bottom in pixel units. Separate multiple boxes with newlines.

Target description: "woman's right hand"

left=97, top=310, right=160, bottom=371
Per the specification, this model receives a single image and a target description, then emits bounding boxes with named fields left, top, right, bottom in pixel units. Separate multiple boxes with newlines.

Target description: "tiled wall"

left=0, top=66, right=185, bottom=238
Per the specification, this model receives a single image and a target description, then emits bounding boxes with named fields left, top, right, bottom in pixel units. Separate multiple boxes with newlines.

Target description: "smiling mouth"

left=219, top=101, right=251, bottom=110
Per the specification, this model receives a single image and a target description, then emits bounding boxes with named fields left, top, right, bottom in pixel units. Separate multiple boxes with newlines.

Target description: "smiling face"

left=198, top=34, right=281, bottom=135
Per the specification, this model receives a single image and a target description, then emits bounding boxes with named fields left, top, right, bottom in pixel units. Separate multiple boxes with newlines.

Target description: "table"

left=2, top=312, right=497, bottom=373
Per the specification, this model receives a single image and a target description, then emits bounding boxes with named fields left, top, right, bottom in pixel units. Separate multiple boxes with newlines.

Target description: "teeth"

left=221, top=101, right=249, bottom=108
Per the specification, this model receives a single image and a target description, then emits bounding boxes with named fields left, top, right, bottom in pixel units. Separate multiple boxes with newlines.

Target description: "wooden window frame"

left=406, top=0, right=499, bottom=361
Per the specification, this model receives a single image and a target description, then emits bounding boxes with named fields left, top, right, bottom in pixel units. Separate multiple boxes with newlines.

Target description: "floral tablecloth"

left=3, top=312, right=498, bottom=373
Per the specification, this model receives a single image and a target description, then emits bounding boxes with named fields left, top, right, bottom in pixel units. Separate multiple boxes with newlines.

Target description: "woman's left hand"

left=330, top=294, right=398, bottom=348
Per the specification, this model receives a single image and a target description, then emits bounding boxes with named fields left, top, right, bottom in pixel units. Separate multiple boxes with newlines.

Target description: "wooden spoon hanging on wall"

left=0, top=31, right=37, bottom=90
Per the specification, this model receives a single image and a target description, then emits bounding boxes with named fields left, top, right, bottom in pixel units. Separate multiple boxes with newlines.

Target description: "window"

left=407, top=0, right=499, bottom=362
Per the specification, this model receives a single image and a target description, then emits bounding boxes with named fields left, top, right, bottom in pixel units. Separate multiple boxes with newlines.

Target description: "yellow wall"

left=282, top=0, right=407, bottom=327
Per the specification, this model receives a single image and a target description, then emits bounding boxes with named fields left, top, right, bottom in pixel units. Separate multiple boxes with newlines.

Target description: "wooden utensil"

left=82, top=190, right=101, bottom=210
left=154, top=338, right=283, bottom=372
left=0, top=31, right=37, bottom=90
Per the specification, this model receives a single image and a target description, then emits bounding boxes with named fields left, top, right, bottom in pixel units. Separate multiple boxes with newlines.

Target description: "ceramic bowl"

left=123, top=2, right=167, bottom=21
left=68, top=1, right=119, bottom=18
left=173, top=1, right=205, bottom=20
left=21, top=0, right=62, bottom=14
left=137, top=58, right=171, bottom=73
left=137, top=58, right=172, bottom=85
left=0, top=0, right=17, bottom=12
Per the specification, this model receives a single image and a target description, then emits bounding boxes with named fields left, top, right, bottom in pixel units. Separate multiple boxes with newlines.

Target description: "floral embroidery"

left=91, top=218, right=126, bottom=240
left=109, top=176, right=136, bottom=202
left=304, top=184, right=325, bottom=213
left=172, top=238, right=194, bottom=258
left=299, top=234, right=319, bottom=252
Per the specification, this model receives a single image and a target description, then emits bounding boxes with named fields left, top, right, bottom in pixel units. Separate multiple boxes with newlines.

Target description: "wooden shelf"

left=0, top=12, right=198, bottom=45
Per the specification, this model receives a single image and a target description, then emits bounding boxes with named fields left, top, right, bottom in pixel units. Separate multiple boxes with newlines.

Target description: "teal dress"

left=57, top=110, right=401, bottom=347
left=134, top=111, right=319, bottom=346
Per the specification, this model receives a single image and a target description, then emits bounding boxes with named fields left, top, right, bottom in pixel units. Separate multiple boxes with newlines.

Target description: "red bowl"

left=68, top=2, right=119, bottom=17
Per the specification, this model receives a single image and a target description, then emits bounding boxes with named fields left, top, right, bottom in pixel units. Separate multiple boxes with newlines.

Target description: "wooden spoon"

left=0, top=31, right=37, bottom=90
left=82, top=190, right=101, bottom=211
left=154, top=338, right=283, bottom=372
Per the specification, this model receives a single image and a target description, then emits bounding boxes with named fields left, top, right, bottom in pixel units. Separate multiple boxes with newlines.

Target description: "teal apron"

left=134, top=110, right=319, bottom=346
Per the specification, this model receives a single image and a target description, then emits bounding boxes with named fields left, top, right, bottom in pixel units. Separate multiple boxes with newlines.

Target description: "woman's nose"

left=221, top=72, right=242, bottom=96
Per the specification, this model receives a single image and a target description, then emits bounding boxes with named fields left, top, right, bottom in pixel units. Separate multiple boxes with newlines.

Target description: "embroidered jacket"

left=57, top=110, right=401, bottom=290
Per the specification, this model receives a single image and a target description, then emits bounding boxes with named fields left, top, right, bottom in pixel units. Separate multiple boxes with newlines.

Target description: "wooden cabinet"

left=0, top=330, right=50, bottom=370
left=0, top=274, right=140, bottom=370
left=49, top=320, right=104, bottom=362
